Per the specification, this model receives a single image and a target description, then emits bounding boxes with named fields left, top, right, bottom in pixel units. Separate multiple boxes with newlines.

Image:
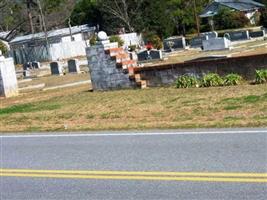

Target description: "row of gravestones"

left=23, top=62, right=41, bottom=77
left=136, top=32, right=217, bottom=62
left=50, top=59, right=81, bottom=76
left=162, top=29, right=266, bottom=51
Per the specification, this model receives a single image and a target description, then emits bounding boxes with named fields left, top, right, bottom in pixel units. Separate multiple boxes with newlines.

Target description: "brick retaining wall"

left=135, top=53, right=267, bottom=87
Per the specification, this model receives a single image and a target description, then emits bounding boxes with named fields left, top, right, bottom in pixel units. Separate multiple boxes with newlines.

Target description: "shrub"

left=89, top=35, right=97, bottom=46
left=109, top=35, right=124, bottom=47
left=214, top=7, right=250, bottom=30
left=255, top=69, right=267, bottom=84
left=176, top=75, right=199, bottom=88
left=201, top=73, right=224, bottom=87
left=128, top=45, right=137, bottom=52
left=143, top=32, right=163, bottom=50
left=223, top=74, right=242, bottom=86
left=0, top=40, right=8, bottom=55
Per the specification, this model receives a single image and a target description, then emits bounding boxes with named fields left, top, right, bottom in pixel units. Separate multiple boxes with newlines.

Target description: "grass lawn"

left=0, top=83, right=266, bottom=132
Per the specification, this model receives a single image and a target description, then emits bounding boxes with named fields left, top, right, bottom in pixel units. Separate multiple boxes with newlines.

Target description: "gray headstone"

left=50, top=62, right=63, bottom=75
left=190, top=35, right=208, bottom=48
left=203, top=37, right=231, bottom=51
left=68, top=59, right=80, bottom=73
left=23, top=63, right=30, bottom=71
left=137, top=50, right=162, bottom=61
left=249, top=30, right=265, bottom=38
left=149, top=50, right=163, bottom=60
left=137, top=50, right=149, bottom=61
left=163, top=36, right=186, bottom=51
left=225, top=30, right=249, bottom=41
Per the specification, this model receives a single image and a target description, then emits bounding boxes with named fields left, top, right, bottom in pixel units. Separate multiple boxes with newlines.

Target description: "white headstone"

left=0, top=57, right=18, bottom=97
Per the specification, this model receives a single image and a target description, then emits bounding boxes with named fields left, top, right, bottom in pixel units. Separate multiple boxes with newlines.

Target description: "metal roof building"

left=10, top=25, right=95, bottom=45
left=200, top=0, right=265, bottom=18
left=9, top=25, right=96, bottom=64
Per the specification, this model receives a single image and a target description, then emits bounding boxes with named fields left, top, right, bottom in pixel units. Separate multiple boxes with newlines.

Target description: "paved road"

left=0, top=129, right=267, bottom=200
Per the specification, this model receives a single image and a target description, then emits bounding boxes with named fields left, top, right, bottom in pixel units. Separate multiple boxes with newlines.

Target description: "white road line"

left=0, top=130, right=266, bottom=138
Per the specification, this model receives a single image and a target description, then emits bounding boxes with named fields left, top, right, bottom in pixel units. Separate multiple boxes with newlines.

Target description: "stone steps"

left=106, top=47, right=148, bottom=89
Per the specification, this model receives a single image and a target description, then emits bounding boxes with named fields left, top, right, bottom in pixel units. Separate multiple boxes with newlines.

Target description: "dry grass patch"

left=0, top=84, right=267, bottom=132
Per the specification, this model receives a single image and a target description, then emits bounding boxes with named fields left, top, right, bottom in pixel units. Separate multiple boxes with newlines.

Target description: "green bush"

left=143, top=32, right=163, bottom=50
left=109, top=35, right=124, bottom=47
left=201, top=73, right=224, bottom=87
left=255, top=69, right=267, bottom=84
left=223, top=74, right=242, bottom=86
left=128, top=45, right=137, bottom=52
left=214, top=8, right=250, bottom=30
left=89, top=35, right=97, bottom=46
left=0, top=40, right=8, bottom=55
left=176, top=75, right=199, bottom=88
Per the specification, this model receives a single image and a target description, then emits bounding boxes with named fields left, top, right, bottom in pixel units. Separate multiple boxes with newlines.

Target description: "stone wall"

left=0, top=56, right=18, bottom=97
left=135, top=53, right=267, bottom=87
left=86, top=44, right=136, bottom=91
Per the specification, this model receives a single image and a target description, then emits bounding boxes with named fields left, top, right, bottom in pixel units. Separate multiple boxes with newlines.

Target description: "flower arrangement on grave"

left=145, top=42, right=153, bottom=50
left=167, top=41, right=175, bottom=50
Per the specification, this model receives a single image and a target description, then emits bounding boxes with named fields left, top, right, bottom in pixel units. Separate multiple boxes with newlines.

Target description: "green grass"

left=0, top=103, right=61, bottom=115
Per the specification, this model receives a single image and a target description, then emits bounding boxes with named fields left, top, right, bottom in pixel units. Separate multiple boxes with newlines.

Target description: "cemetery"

left=0, top=0, right=266, bottom=132
left=0, top=25, right=267, bottom=99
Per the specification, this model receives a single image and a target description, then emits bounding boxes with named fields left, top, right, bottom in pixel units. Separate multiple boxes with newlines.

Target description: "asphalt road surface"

left=0, top=129, right=267, bottom=200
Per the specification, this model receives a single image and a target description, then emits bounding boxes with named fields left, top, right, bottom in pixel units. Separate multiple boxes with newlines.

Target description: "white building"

left=9, top=25, right=95, bottom=64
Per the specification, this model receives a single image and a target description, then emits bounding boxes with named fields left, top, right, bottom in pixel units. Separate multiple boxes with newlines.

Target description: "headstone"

left=0, top=56, right=18, bottom=97
left=203, top=37, right=231, bottom=51
left=23, top=70, right=31, bottom=77
left=163, top=36, right=186, bottom=51
left=32, top=61, right=41, bottom=69
left=190, top=35, right=208, bottom=48
left=23, top=63, right=30, bottom=70
left=137, top=50, right=162, bottom=62
left=249, top=30, right=265, bottom=38
left=200, top=31, right=218, bottom=39
left=225, top=30, right=249, bottom=41
left=129, top=52, right=138, bottom=60
left=150, top=50, right=163, bottom=60
left=50, top=62, right=63, bottom=75
left=68, top=59, right=81, bottom=73
left=137, top=50, right=149, bottom=61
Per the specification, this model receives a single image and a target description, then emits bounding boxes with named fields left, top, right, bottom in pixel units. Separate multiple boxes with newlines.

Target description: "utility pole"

left=68, top=18, right=73, bottom=41
left=193, top=0, right=200, bottom=35
left=26, top=0, right=34, bottom=34
left=37, top=0, right=48, bottom=46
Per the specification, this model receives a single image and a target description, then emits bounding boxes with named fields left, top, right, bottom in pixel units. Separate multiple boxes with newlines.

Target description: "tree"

left=167, top=0, right=210, bottom=36
left=0, top=0, right=76, bottom=34
left=214, top=7, right=250, bottom=30
left=99, top=0, right=145, bottom=33
left=70, top=0, right=102, bottom=28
